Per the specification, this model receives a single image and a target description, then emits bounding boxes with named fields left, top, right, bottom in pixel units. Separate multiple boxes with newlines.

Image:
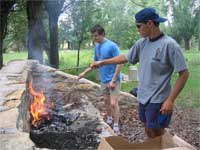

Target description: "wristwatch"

left=111, top=79, right=117, bottom=83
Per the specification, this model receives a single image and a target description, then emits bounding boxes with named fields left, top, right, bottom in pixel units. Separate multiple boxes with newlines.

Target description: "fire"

left=29, top=80, right=48, bottom=127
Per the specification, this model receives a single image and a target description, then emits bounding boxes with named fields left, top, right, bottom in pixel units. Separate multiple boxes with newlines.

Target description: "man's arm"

left=160, top=69, right=189, bottom=114
left=108, top=64, right=121, bottom=89
left=112, top=64, right=121, bottom=82
left=91, top=55, right=128, bottom=68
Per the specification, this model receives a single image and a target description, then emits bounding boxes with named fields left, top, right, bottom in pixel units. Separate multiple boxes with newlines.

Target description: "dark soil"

left=117, top=105, right=200, bottom=150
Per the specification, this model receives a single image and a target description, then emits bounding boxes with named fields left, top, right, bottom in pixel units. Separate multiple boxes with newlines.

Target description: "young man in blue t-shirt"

left=91, top=8, right=189, bottom=138
left=78, top=24, right=121, bottom=135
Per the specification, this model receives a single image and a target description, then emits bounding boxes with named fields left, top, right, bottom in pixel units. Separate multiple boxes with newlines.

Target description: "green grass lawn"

left=3, top=49, right=200, bottom=108
left=3, top=51, right=27, bottom=64
left=175, top=51, right=200, bottom=108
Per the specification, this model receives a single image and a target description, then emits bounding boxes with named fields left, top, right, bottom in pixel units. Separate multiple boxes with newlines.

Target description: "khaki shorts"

left=100, top=81, right=120, bottom=96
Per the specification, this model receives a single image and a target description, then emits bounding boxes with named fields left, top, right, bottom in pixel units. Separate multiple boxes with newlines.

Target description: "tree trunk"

left=184, top=39, right=191, bottom=50
left=26, top=0, right=43, bottom=64
left=67, top=41, right=71, bottom=49
left=26, top=0, right=50, bottom=64
left=45, top=0, right=64, bottom=69
left=76, top=41, right=82, bottom=69
left=0, top=1, right=16, bottom=69
left=0, top=37, right=3, bottom=69
left=61, top=41, right=64, bottom=49
left=48, top=16, right=59, bottom=68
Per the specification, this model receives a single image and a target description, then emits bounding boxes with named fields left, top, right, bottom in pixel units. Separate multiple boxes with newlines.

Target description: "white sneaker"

left=113, top=124, right=121, bottom=135
left=106, top=116, right=113, bottom=125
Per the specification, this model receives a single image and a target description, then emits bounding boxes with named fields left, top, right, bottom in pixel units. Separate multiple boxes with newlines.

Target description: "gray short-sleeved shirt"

left=125, top=35, right=188, bottom=104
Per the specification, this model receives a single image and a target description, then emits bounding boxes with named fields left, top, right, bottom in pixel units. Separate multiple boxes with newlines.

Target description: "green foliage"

left=4, top=1, right=27, bottom=52
left=59, top=20, right=74, bottom=48
left=100, top=0, right=139, bottom=48
left=59, top=0, right=100, bottom=49
left=193, top=7, right=200, bottom=50
left=59, top=0, right=169, bottom=49
left=166, top=0, right=199, bottom=49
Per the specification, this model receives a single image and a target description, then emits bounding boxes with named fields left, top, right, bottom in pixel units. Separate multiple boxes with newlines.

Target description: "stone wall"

left=0, top=60, right=136, bottom=150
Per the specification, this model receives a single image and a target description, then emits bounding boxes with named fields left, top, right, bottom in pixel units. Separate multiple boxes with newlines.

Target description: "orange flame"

left=29, top=80, right=47, bottom=127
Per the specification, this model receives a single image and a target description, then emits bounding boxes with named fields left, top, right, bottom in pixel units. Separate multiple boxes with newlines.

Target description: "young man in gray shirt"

left=91, top=8, right=189, bottom=138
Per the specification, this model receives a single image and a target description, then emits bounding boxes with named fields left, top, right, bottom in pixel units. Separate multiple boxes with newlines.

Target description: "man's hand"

left=107, top=81, right=116, bottom=90
left=160, top=99, right=174, bottom=115
left=90, top=61, right=103, bottom=69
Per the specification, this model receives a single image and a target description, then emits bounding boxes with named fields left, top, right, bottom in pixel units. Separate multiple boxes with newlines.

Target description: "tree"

left=44, top=0, right=65, bottom=69
left=101, top=0, right=139, bottom=48
left=94, top=0, right=167, bottom=49
left=5, top=0, right=27, bottom=52
left=59, top=19, right=75, bottom=49
left=169, top=0, right=197, bottom=50
left=26, top=0, right=50, bottom=64
left=67, top=0, right=98, bottom=67
left=193, top=5, right=200, bottom=51
left=2, top=0, right=66, bottom=69
left=0, top=0, right=16, bottom=69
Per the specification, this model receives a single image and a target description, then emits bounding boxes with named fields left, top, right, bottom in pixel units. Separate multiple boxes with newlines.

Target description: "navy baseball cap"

left=135, top=8, right=167, bottom=23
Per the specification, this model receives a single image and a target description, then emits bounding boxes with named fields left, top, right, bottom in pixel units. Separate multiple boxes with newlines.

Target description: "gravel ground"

left=118, top=105, right=200, bottom=150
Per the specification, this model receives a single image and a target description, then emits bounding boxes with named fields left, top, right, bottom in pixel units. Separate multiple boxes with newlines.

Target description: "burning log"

left=29, top=80, right=49, bottom=127
left=30, top=119, right=100, bottom=149
left=28, top=79, right=102, bottom=149
left=29, top=107, right=101, bottom=149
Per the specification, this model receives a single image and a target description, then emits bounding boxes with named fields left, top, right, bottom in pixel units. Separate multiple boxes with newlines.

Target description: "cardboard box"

left=98, top=132, right=196, bottom=150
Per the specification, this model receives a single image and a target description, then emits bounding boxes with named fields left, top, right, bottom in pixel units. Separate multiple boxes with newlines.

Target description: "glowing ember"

left=29, top=81, right=49, bottom=127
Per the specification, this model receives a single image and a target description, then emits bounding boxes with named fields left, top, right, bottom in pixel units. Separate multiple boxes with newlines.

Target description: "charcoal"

left=52, top=111, right=80, bottom=125
left=30, top=120, right=100, bottom=149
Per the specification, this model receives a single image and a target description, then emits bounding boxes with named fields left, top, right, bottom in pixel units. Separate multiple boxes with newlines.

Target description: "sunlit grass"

left=3, top=51, right=27, bottom=64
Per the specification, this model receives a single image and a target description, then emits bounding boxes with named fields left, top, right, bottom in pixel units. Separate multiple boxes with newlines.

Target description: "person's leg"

left=100, top=83, right=113, bottom=125
left=104, top=94, right=113, bottom=124
left=110, top=95, right=120, bottom=134
left=109, top=82, right=120, bottom=134
left=138, top=103, right=147, bottom=136
left=144, top=103, right=172, bottom=138
left=145, top=126, right=165, bottom=138
left=110, top=96, right=120, bottom=124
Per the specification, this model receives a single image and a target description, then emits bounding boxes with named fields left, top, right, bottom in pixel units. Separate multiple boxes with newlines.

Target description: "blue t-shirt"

left=94, top=39, right=121, bottom=84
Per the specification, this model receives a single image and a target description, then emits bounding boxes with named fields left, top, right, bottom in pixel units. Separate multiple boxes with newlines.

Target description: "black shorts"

left=138, top=102, right=172, bottom=129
